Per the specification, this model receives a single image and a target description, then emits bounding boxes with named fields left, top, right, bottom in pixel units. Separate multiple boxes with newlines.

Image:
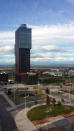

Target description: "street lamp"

left=12, top=71, right=16, bottom=103
left=14, top=87, right=16, bottom=103
left=38, top=80, right=40, bottom=90
left=68, top=76, right=72, bottom=106
left=46, top=109, right=50, bottom=131
left=24, top=91, right=26, bottom=114
left=69, top=83, right=72, bottom=106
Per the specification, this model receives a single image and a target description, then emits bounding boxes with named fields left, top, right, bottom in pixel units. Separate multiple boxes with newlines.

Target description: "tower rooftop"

left=21, top=24, right=27, bottom=27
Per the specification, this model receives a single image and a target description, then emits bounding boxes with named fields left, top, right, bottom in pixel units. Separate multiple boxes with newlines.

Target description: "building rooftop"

left=16, top=24, right=31, bottom=32
left=21, top=24, right=27, bottom=27
left=27, top=72, right=37, bottom=76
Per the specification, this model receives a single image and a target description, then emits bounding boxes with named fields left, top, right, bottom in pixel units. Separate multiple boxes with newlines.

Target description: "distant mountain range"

left=0, top=65, right=14, bottom=68
left=31, top=62, right=74, bottom=67
left=0, top=63, right=74, bottom=68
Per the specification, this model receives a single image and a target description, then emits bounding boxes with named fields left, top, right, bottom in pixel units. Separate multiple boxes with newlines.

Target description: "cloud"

left=0, top=58, right=15, bottom=64
left=66, top=0, right=74, bottom=4
left=0, top=31, right=14, bottom=46
left=32, top=22, right=74, bottom=46
left=0, top=46, right=14, bottom=54
left=31, top=22, right=74, bottom=64
left=0, top=22, right=74, bottom=64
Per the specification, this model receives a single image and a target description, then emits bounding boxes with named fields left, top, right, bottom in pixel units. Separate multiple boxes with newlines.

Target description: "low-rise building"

left=68, top=70, right=74, bottom=76
left=0, top=72, right=8, bottom=84
left=26, top=72, right=38, bottom=84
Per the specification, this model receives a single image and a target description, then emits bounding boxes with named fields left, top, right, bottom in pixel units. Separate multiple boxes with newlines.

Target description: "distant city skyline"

left=0, top=0, right=74, bottom=66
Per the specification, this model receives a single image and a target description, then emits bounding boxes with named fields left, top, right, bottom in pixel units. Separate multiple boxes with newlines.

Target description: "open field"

left=39, top=76, right=74, bottom=85
left=27, top=104, right=74, bottom=121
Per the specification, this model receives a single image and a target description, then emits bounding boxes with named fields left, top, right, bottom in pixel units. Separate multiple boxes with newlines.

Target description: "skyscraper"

left=15, top=24, right=32, bottom=82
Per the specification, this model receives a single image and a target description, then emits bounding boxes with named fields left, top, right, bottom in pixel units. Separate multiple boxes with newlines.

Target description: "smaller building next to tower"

left=15, top=24, right=32, bottom=82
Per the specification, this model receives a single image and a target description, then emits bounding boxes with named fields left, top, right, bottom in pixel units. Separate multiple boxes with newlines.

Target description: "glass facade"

left=16, top=25, right=31, bottom=49
left=15, top=24, right=32, bottom=74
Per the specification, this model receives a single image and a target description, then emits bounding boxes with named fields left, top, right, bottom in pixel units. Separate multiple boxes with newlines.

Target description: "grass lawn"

left=43, top=82, right=61, bottom=86
left=5, top=90, right=45, bottom=105
left=39, top=76, right=74, bottom=86
left=27, top=104, right=74, bottom=121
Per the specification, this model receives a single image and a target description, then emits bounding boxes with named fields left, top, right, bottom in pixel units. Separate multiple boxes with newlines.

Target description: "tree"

left=61, top=98, right=64, bottom=103
left=8, top=89, right=11, bottom=95
left=52, top=98, right=56, bottom=116
left=46, top=95, right=51, bottom=105
left=57, top=101, right=62, bottom=106
left=45, top=88, right=50, bottom=94
left=52, top=98, right=56, bottom=106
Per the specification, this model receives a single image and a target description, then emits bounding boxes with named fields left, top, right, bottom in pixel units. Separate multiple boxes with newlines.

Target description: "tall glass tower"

left=15, top=24, right=32, bottom=77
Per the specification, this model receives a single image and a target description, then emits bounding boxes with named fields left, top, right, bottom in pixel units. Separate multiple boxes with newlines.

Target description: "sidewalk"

left=0, top=91, right=16, bottom=110
left=14, top=103, right=74, bottom=131
left=14, top=104, right=64, bottom=131
left=14, top=108, right=38, bottom=131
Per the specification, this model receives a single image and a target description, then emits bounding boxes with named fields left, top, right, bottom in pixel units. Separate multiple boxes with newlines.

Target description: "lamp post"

left=69, top=83, right=72, bottom=106
left=12, top=71, right=15, bottom=103
left=38, top=80, right=40, bottom=90
left=14, top=87, right=15, bottom=103
left=24, top=91, right=26, bottom=114
left=46, top=109, right=49, bottom=131
left=68, top=76, right=72, bottom=106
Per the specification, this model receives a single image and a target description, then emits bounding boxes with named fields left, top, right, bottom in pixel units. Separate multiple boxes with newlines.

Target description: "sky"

left=0, top=0, right=74, bottom=66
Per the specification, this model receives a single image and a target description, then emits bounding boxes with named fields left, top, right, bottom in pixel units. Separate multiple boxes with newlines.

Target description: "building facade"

left=15, top=24, right=32, bottom=82
left=0, top=72, right=8, bottom=84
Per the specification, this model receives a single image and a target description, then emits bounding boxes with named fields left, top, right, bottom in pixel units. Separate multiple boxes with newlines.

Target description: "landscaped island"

left=27, top=104, right=74, bottom=121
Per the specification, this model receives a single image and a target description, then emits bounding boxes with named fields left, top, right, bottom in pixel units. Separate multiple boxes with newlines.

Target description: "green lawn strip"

left=5, top=90, right=45, bottom=105
left=27, top=104, right=74, bottom=121
left=39, top=76, right=74, bottom=85
left=27, top=105, right=47, bottom=121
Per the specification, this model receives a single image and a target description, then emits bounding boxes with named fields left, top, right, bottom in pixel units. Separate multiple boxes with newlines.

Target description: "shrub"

left=52, top=98, right=56, bottom=106
left=58, top=101, right=62, bottom=106
left=61, top=98, right=64, bottom=103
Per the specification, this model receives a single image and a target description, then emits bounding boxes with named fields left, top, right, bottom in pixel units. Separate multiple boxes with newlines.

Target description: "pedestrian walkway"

left=0, top=91, right=16, bottom=110
left=3, top=92, right=16, bottom=107
left=14, top=108, right=38, bottom=131
left=14, top=103, right=74, bottom=131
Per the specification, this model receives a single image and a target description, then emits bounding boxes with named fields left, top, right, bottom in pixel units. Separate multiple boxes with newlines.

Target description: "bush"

left=8, top=89, right=11, bottom=95
left=45, top=88, right=50, bottom=94
left=35, top=100, right=38, bottom=105
left=52, top=98, right=56, bottom=106
left=58, top=101, right=62, bottom=106
left=61, top=98, right=64, bottom=103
